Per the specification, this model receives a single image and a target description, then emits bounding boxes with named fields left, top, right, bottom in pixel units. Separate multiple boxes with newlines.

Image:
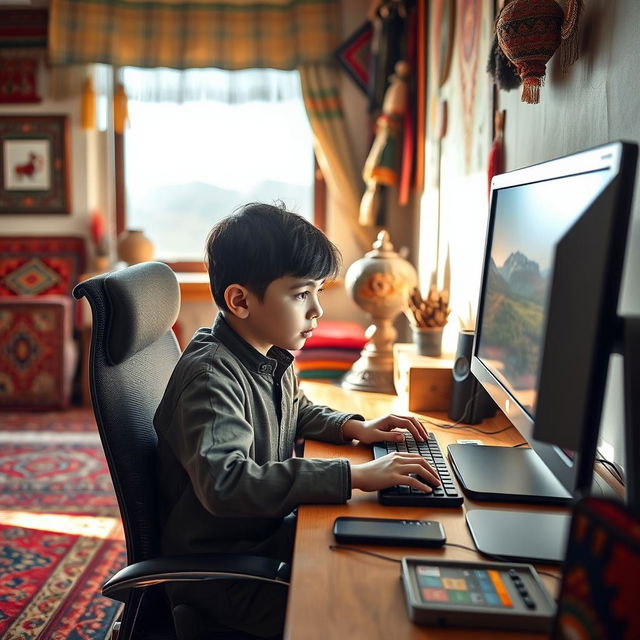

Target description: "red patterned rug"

left=0, top=440, right=119, bottom=517
left=0, top=407, right=98, bottom=433
left=0, top=516, right=126, bottom=639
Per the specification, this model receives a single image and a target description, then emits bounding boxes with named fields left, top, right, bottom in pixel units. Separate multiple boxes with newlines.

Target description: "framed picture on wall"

left=0, top=115, right=71, bottom=214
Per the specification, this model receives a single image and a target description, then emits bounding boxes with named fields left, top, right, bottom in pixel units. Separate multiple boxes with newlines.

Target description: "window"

left=120, top=68, right=319, bottom=268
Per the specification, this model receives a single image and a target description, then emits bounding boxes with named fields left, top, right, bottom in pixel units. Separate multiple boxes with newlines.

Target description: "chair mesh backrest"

left=73, top=263, right=181, bottom=562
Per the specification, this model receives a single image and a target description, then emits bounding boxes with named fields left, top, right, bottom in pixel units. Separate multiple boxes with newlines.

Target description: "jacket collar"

left=211, top=312, right=293, bottom=380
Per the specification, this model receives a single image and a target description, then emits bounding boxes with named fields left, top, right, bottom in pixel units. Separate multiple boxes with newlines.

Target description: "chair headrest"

left=104, top=261, right=180, bottom=365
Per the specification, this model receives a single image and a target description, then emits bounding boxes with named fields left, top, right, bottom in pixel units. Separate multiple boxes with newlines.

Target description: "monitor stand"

left=447, top=444, right=573, bottom=504
left=466, top=509, right=570, bottom=564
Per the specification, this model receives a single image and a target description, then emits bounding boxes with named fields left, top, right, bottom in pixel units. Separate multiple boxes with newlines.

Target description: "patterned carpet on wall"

left=0, top=409, right=126, bottom=639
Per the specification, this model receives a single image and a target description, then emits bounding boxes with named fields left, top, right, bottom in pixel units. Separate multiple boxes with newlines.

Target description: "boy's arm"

left=294, top=383, right=364, bottom=444
left=163, top=369, right=351, bottom=519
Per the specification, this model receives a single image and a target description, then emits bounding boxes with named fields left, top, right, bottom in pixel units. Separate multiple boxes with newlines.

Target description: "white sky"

left=125, top=99, right=314, bottom=194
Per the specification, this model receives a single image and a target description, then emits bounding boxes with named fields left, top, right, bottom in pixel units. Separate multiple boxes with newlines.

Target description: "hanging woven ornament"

left=496, top=0, right=564, bottom=104
left=486, top=1, right=520, bottom=91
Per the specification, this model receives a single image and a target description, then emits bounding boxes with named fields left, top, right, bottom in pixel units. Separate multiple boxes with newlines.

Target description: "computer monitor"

left=447, top=141, right=638, bottom=563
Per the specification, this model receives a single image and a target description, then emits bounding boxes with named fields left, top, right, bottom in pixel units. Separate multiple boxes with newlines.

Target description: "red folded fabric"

left=302, top=321, right=367, bottom=350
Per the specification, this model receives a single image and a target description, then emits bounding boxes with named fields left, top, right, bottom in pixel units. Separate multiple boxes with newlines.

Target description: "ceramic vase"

left=342, top=230, right=418, bottom=394
left=117, top=229, right=154, bottom=265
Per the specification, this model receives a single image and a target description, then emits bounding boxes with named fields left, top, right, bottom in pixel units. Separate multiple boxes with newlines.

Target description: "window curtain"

left=48, top=0, right=369, bottom=250
left=48, top=0, right=339, bottom=70
left=120, top=67, right=302, bottom=104
left=299, top=63, right=371, bottom=250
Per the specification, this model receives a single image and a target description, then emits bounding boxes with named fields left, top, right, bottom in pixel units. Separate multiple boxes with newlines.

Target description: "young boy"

left=153, top=202, right=439, bottom=638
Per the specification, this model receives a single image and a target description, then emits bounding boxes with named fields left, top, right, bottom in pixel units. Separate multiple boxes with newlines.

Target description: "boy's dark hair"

left=205, top=202, right=342, bottom=311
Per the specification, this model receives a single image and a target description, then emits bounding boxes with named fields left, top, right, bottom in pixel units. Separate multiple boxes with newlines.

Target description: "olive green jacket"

left=154, top=313, right=362, bottom=557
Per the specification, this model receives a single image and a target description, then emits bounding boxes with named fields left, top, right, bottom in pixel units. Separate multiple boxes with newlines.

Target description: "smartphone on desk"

left=333, top=517, right=446, bottom=547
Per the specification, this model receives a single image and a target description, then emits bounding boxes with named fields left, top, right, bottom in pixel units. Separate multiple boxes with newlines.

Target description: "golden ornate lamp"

left=342, top=230, right=418, bottom=393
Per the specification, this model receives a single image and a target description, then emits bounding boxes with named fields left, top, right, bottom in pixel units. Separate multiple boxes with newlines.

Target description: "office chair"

left=73, top=262, right=288, bottom=640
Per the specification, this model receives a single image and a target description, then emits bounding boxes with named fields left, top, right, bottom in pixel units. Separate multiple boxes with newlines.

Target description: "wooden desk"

left=285, top=381, right=564, bottom=640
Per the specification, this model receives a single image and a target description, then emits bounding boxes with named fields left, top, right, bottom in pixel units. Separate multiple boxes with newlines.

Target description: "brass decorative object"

left=342, top=230, right=418, bottom=394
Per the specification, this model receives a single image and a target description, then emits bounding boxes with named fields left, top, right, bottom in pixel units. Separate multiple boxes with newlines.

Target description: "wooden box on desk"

left=393, top=343, right=453, bottom=412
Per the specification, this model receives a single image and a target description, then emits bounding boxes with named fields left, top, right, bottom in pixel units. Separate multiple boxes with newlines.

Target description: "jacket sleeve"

left=293, top=377, right=365, bottom=444
left=163, top=367, right=352, bottom=518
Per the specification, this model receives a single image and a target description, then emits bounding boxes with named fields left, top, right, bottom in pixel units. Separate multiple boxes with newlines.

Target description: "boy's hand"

left=342, top=414, right=429, bottom=445
left=350, top=452, right=440, bottom=492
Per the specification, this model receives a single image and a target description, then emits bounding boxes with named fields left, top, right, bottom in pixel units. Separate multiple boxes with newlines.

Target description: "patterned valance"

left=48, top=0, right=341, bottom=70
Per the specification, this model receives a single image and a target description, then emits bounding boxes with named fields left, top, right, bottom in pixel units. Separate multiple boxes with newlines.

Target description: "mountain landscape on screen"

left=480, top=250, right=548, bottom=392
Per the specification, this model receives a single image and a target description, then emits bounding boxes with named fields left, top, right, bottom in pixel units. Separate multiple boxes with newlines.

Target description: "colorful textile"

left=296, top=369, right=346, bottom=380
left=0, top=297, right=74, bottom=410
left=295, top=360, right=352, bottom=372
left=303, top=321, right=367, bottom=350
left=334, top=21, right=372, bottom=94
left=496, top=0, right=564, bottom=104
left=457, top=0, right=482, bottom=171
left=299, top=63, right=370, bottom=251
left=0, top=519, right=125, bottom=639
left=292, top=321, right=364, bottom=380
left=0, top=9, right=48, bottom=49
left=553, top=496, right=640, bottom=639
left=0, top=236, right=86, bottom=298
left=49, top=0, right=340, bottom=70
left=0, top=58, right=41, bottom=103
left=294, top=348, right=362, bottom=363
left=0, top=407, right=97, bottom=433
left=0, top=441, right=118, bottom=516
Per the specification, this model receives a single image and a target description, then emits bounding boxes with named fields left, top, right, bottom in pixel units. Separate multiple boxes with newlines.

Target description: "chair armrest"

left=103, top=554, right=288, bottom=602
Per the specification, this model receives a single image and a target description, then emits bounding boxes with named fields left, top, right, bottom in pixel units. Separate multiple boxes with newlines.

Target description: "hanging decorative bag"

left=495, top=0, right=583, bottom=104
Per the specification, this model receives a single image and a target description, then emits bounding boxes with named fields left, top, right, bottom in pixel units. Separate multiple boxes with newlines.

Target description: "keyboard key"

left=373, top=433, right=463, bottom=507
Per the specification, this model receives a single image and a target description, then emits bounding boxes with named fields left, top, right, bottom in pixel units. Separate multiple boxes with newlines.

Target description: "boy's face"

left=241, top=275, right=325, bottom=354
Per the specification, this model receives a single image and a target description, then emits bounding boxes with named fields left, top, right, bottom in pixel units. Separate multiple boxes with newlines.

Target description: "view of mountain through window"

left=124, top=91, right=314, bottom=263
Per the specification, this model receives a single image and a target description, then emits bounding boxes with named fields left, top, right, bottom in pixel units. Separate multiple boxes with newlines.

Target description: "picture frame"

left=0, top=115, right=71, bottom=214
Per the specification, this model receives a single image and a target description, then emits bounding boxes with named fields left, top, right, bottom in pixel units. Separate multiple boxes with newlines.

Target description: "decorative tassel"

left=113, top=83, right=128, bottom=134
left=522, top=77, right=541, bottom=104
left=560, top=0, right=583, bottom=73
left=80, top=77, right=96, bottom=130
left=487, top=110, right=505, bottom=197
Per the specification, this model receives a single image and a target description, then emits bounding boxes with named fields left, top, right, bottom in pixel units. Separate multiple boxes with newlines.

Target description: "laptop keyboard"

left=373, top=433, right=463, bottom=507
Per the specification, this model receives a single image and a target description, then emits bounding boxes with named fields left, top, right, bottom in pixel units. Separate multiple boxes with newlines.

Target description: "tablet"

left=401, top=558, right=556, bottom=632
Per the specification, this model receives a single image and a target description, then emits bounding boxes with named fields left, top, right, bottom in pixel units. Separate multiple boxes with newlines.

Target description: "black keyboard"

left=373, top=433, right=463, bottom=507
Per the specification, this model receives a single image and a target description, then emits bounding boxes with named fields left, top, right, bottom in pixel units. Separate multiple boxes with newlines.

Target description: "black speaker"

left=448, top=331, right=497, bottom=424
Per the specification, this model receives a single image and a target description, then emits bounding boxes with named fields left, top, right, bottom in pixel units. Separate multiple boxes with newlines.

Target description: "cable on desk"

left=329, top=544, right=401, bottom=563
left=329, top=544, right=562, bottom=583
left=420, top=418, right=514, bottom=437
left=416, top=393, right=513, bottom=436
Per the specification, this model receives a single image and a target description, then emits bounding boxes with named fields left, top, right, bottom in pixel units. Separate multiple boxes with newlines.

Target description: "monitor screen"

left=476, top=170, right=611, bottom=421
left=471, top=141, right=637, bottom=497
